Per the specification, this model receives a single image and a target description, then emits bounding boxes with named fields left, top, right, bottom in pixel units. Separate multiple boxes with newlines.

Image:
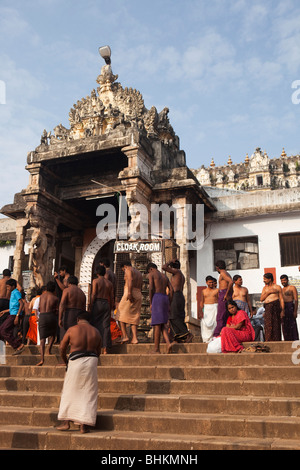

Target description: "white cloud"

left=0, top=6, right=40, bottom=45
left=0, top=0, right=299, bottom=196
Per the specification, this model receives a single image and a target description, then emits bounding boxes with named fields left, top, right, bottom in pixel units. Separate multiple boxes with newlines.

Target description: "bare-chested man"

left=0, top=269, right=12, bottom=326
left=118, top=261, right=143, bottom=344
left=100, top=258, right=117, bottom=304
left=37, top=281, right=59, bottom=366
left=232, top=275, right=253, bottom=318
left=59, top=276, right=86, bottom=332
left=280, top=274, right=299, bottom=341
left=147, top=263, right=173, bottom=354
left=162, top=259, right=193, bottom=343
left=260, top=273, right=284, bottom=341
left=54, top=265, right=70, bottom=291
left=57, top=311, right=101, bottom=434
left=213, top=260, right=233, bottom=337
left=90, top=265, right=114, bottom=354
left=199, top=276, right=219, bottom=343
left=0, top=278, right=24, bottom=354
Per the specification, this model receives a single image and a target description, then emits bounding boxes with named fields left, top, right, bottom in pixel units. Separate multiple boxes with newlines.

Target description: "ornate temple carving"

left=1, top=44, right=216, bottom=326
left=32, top=55, right=179, bottom=157
left=194, top=147, right=300, bottom=191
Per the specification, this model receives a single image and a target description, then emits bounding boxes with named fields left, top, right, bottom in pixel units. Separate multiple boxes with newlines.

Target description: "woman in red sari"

left=221, top=300, right=255, bottom=353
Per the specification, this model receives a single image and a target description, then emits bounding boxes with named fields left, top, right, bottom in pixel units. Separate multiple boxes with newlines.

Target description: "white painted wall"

left=0, top=243, right=15, bottom=273
left=197, top=212, right=300, bottom=295
left=0, top=242, right=30, bottom=276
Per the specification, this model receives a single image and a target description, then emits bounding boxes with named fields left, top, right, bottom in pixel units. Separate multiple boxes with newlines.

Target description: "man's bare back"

left=149, top=269, right=170, bottom=295
left=147, top=263, right=173, bottom=307
left=218, top=270, right=232, bottom=291
left=0, top=277, right=9, bottom=300
left=105, top=268, right=116, bottom=293
left=39, top=291, right=59, bottom=314
left=91, top=275, right=114, bottom=310
left=215, top=261, right=233, bottom=302
left=125, top=267, right=143, bottom=289
left=124, top=266, right=143, bottom=302
left=162, top=260, right=185, bottom=292
left=59, top=316, right=101, bottom=368
left=61, top=285, right=86, bottom=310
left=59, top=281, right=86, bottom=327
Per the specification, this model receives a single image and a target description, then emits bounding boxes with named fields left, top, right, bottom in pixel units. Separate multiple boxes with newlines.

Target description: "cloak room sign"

left=114, top=240, right=162, bottom=254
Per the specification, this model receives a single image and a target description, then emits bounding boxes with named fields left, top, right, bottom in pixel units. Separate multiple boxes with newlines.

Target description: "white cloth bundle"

left=206, top=336, right=222, bottom=354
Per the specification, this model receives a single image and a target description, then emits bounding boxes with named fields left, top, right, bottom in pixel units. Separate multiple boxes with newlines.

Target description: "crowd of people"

left=0, top=259, right=299, bottom=360
left=0, top=257, right=195, bottom=363
left=0, top=258, right=299, bottom=433
left=199, top=260, right=299, bottom=354
left=0, top=257, right=194, bottom=433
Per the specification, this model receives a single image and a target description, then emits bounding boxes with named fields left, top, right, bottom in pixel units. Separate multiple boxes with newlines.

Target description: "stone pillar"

left=71, top=235, right=83, bottom=280
left=27, top=207, right=58, bottom=288
left=13, top=218, right=29, bottom=285
left=28, top=225, right=55, bottom=288
left=172, top=195, right=191, bottom=317
left=119, top=144, right=154, bottom=341
left=119, top=144, right=153, bottom=240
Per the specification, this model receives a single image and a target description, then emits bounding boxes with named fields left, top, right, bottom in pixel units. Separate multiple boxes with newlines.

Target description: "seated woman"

left=221, top=300, right=255, bottom=353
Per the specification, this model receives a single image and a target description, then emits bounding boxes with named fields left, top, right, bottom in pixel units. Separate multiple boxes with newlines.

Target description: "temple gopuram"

left=1, top=46, right=215, bottom=337
left=194, top=147, right=300, bottom=192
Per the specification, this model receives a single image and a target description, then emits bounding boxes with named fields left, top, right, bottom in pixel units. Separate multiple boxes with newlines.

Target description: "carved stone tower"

left=1, top=47, right=215, bottom=332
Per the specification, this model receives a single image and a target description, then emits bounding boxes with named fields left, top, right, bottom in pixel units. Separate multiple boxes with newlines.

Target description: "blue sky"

left=1, top=0, right=300, bottom=208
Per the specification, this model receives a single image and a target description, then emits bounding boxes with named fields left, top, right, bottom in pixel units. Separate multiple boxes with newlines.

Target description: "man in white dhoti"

left=199, top=276, right=219, bottom=343
left=57, top=311, right=101, bottom=434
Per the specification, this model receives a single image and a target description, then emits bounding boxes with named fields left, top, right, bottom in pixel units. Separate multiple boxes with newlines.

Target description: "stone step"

left=1, top=341, right=299, bottom=450
left=98, top=393, right=300, bottom=417
left=99, top=352, right=296, bottom=367
left=4, top=341, right=299, bottom=356
left=99, top=378, right=300, bottom=397
left=1, top=375, right=300, bottom=397
left=1, top=406, right=300, bottom=442
left=2, top=364, right=300, bottom=381
left=100, top=365, right=300, bottom=381
left=1, top=424, right=300, bottom=450
left=111, top=341, right=298, bottom=354
left=2, top=351, right=296, bottom=368
left=1, top=389, right=300, bottom=418
left=97, top=409, right=300, bottom=441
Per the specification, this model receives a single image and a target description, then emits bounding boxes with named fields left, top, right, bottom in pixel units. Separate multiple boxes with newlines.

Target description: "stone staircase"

left=0, top=341, right=300, bottom=450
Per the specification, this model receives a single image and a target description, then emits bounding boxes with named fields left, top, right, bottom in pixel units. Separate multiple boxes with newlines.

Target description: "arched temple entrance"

left=1, top=46, right=216, bottom=341
left=79, top=231, right=115, bottom=305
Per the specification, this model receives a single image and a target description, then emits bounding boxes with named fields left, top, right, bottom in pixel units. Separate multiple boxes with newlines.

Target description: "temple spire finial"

left=97, top=45, right=118, bottom=91
left=281, top=147, right=287, bottom=158
left=99, top=45, right=112, bottom=65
